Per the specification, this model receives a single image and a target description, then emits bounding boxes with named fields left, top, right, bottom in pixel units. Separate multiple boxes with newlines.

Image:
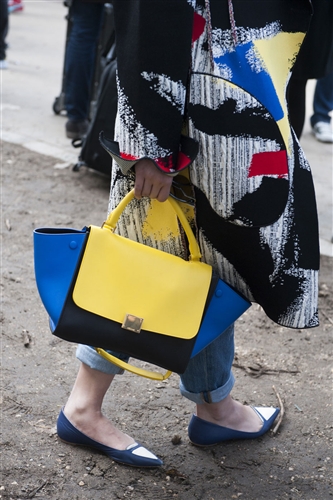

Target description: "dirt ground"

left=1, top=140, right=332, bottom=500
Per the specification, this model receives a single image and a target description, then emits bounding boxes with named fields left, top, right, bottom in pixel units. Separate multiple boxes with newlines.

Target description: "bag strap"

left=102, top=189, right=202, bottom=262
left=95, top=348, right=173, bottom=381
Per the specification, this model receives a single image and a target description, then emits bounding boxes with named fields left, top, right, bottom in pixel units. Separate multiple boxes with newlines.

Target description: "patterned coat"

left=105, top=0, right=319, bottom=329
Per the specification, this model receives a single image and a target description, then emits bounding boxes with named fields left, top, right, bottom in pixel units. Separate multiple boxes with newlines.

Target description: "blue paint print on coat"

left=214, top=41, right=284, bottom=121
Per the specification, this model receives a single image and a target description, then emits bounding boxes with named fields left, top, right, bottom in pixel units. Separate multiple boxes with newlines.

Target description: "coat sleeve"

left=109, top=0, right=198, bottom=175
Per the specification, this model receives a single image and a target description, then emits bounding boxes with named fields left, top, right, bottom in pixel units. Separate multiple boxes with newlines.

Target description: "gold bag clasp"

left=122, top=314, right=144, bottom=333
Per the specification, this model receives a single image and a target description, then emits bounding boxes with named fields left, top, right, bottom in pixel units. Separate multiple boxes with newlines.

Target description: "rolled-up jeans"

left=76, top=323, right=235, bottom=405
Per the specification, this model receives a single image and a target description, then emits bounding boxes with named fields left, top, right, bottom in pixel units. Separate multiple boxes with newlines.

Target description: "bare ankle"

left=196, top=397, right=262, bottom=433
left=196, top=395, right=234, bottom=422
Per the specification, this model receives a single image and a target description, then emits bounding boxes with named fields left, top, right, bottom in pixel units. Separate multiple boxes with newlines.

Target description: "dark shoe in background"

left=65, top=119, right=89, bottom=140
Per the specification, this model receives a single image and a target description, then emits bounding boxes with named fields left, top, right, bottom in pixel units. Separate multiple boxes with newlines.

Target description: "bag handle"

left=95, top=348, right=173, bottom=381
left=102, top=189, right=202, bottom=262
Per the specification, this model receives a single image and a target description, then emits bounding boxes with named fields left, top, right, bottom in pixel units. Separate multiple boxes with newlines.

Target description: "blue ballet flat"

left=188, top=406, right=280, bottom=446
left=57, top=408, right=163, bottom=467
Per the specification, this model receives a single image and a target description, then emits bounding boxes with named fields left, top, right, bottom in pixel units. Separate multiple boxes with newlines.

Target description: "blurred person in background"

left=0, top=0, right=9, bottom=68
left=310, top=73, right=333, bottom=143
left=1, top=0, right=24, bottom=69
left=287, top=0, right=333, bottom=140
left=64, top=0, right=105, bottom=140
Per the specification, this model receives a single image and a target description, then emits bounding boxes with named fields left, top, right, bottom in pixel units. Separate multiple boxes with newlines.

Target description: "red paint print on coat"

left=120, top=152, right=137, bottom=161
left=120, top=152, right=190, bottom=173
left=248, top=150, right=288, bottom=178
left=155, top=152, right=190, bottom=172
left=192, top=12, right=206, bottom=42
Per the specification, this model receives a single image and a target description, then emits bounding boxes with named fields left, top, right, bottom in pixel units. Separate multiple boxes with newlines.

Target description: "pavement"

left=1, top=0, right=332, bottom=256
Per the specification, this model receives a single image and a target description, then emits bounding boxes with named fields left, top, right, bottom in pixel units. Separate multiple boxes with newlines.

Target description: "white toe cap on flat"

left=254, top=406, right=278, bottom=421
left=128, top=444, right=159, bottom=460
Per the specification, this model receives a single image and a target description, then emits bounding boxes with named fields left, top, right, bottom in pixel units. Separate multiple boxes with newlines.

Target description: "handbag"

left=34, top=190, right=251, bottom=380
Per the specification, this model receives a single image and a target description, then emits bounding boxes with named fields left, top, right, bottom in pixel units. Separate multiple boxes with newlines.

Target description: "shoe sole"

left=189, top=439, right=217, bottom=448
left=66, top=131, right=86, bottom=140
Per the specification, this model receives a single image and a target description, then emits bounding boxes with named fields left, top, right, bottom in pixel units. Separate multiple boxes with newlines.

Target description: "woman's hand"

left=134, top=159, right=173, bottom=202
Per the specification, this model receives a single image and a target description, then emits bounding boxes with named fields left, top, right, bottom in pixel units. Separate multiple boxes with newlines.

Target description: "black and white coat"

left=105, top=0, right=319, bottom=329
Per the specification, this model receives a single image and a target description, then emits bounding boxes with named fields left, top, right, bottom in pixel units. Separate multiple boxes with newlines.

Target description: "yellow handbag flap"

left=72, top=225, right=212, bottom=340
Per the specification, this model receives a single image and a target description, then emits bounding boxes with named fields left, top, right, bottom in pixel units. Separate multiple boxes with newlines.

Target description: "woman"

left=57, top=0, right=319, bottom=467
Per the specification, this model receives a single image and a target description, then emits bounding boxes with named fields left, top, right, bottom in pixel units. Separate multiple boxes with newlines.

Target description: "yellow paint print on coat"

left=254, top=31, right=305, bottom=151
left=142, top=198, right=181, bottom=241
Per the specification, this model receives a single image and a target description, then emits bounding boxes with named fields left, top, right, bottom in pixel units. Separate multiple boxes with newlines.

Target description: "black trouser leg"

left=0, top=0, right=9, bottom=60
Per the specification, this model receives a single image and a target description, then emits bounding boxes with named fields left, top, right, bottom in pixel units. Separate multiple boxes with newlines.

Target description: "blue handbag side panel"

left=191, top=279, right=251, bottom=358
left=33, top=228, right=87, bottom=327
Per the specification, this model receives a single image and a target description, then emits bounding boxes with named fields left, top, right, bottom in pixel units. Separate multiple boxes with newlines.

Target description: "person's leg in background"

left=64, top=0, right=104, bottom=139
left=0, top=0, right=9, bottom=69
left=310, top=73, right=333, bottom=143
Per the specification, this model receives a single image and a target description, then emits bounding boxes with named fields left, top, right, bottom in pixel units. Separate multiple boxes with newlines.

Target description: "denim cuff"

left=76, top=344, right=128, bottom=375
left=179, top=372, right=235, bottom=404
